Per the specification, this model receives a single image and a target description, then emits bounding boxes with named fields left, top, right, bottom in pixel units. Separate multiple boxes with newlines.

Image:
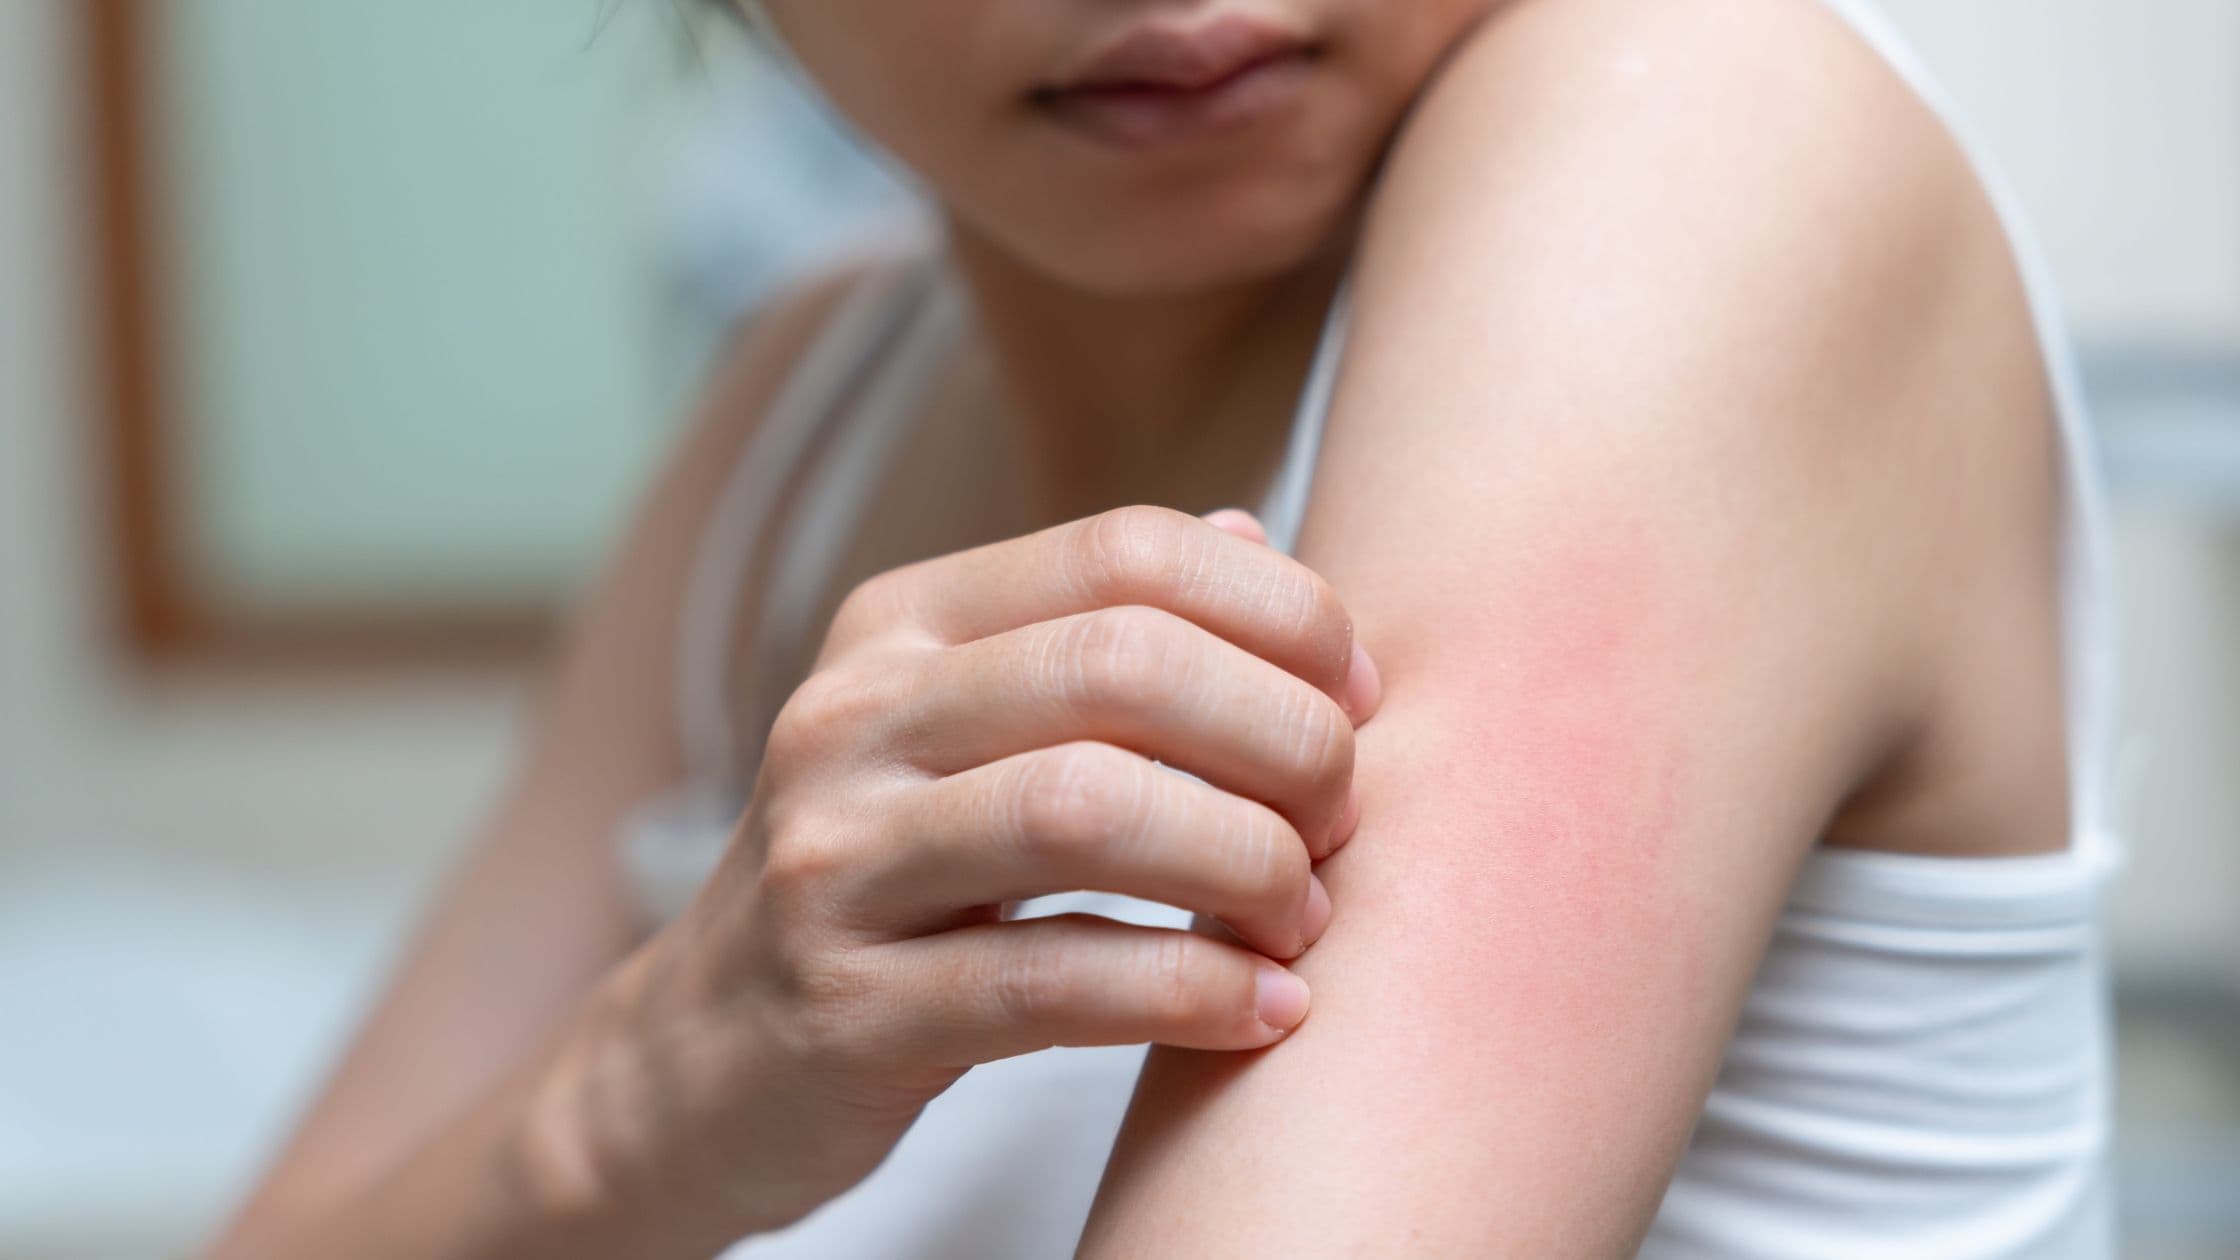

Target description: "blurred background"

left=0, top=1, right=2233, bottom=1255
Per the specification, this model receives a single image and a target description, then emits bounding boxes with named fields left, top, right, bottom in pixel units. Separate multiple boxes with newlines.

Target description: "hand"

left=566, top=504, right=1382, bottom=1239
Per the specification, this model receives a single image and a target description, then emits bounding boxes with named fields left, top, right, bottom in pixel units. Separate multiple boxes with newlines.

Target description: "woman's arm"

left=1076, top=0, right=2038, bottom=1252
left=199, top=263, right=864, bottom=1256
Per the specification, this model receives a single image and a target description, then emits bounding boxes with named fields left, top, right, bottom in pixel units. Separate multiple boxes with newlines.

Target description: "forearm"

left=207, top=1064, right=605, bottom=1260
left=199, top=951, right=773, bottom=1260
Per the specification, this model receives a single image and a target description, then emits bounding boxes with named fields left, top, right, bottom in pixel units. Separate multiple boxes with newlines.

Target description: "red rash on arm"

left=1342, top=514, right=1710, bottom=1070
left=1075, top=3, right=1956, bottom=1249
left=1084, top=518, right=1730, bottom=1256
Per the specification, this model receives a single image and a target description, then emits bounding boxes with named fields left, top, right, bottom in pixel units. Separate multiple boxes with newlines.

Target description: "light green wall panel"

left=161, top=0, right=690, bottom=607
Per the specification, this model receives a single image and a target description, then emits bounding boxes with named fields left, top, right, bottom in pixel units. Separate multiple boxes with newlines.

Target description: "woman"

left=204, top=0, right=2121, bottom=1255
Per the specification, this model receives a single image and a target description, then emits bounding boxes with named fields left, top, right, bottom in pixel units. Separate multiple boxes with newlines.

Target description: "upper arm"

left=209, top=261, right=865, bottom=1243
left=1077, top=1, right=2002, bottom=1252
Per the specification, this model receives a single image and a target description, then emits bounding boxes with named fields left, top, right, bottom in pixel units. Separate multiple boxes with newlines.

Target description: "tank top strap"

left=624, top=245, right=947, bottom=928
left=674, top=244, right=947, bottom=785
left=1256, top=275, right=1354, bottom=557
left=736, top=258, right=967, bottom=775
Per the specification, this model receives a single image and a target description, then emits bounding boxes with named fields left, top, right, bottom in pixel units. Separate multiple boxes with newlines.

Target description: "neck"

left=942, top=215, right=1355, bottom=525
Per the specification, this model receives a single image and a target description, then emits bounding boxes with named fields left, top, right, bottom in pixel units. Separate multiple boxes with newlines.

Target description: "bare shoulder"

left=1336, top=0, right=2039, bottom=559
left=1362, top=0, right=2001, bottom=343
left=1405, top=0, right=1978, bottom=189
left=1336, top=0, right=2068, bottom=853
left=519, top=245, right=911, bottom=805
left=662, top=253, right=895, bottom=505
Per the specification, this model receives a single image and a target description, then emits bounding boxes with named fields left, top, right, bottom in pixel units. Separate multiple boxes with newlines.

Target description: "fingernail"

left=1200, top=507, right=1267, bottom=544
left=1333, top=784, right=1361, bottom=850
left=1300, top=873, right=1332, bottom=948
left=1254, top=964, right=1312, bottom=1033
left=1343, top=641, right=1382, bottom=722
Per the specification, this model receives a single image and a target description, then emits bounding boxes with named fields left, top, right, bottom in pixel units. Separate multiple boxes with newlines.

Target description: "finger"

left=900, top=604, right=1356, bottom=856
left=1344, top=639, right=1383, bottom=725
left=850, top=741, right=1332, bottom=960
left=879, top=912, right=1313, bottom=1065
left=1201, top=510, right=1381, bottom=725
left=1199, top=507, right=1270, bottom=545
left=1197, top=507, right=1382, bottom=724
left=822, top=504, right=1372, bottom=724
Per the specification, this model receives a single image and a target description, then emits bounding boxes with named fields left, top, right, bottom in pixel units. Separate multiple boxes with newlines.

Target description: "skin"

left=750, top=0, right=1499, bottom=520
left=1080, top=2, right=2070, bottom=1251
left=202, top=0, right=2073, bottom=1254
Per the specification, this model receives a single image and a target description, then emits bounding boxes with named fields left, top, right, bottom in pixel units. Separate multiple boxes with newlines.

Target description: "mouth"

left=1030, top=14, right=1323, bottom=149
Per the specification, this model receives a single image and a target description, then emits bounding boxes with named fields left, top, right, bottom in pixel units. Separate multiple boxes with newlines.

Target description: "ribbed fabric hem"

left=1785, top=825, right=2122, bottom=937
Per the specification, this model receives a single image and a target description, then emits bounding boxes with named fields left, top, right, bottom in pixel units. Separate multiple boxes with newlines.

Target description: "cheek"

left=758, top=0, right=990, bottom=158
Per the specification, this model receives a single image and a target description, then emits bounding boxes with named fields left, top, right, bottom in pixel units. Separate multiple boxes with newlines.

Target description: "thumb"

left=1199, top=507, right=1270, bottom=546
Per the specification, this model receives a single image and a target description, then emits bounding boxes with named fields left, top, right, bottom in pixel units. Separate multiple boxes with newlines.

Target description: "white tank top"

left=618, top=2, right=2127, bottom=1252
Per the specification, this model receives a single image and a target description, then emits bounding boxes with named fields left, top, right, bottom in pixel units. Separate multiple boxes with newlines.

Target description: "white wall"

left=2107, top=511, right=2240, bottom=980
left=161, top=0, right=682, bottom=607
left=1878, top=0, right=2240, bottom=349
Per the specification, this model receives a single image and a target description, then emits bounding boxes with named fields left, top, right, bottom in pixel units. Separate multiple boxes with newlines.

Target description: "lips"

left=1031, top=13, right=1320, bottom=148
left=1046, top=13, right=1314, bottom=94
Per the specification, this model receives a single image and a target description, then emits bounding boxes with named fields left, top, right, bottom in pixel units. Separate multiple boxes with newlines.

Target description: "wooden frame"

left=80, top=0, right=552, bottom=667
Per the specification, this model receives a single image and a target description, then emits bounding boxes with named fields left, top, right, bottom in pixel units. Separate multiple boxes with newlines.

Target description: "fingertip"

left=1253, top=963, right=1311, bottom=1035
left=1200, top=507, right=1270, bottom=545
left=1301, top=872, right=1332, bottom=949
left=1344, top=640, right=1382, bottom=723
left=1332, top=783, right=1361, bottom=852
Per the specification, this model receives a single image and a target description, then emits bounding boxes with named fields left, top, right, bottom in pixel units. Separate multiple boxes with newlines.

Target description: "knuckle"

left=755, top=810, right=851, bottom=904
left=1256, top=561, right=1349, bottom=688
left=765, top=673, right=842, bottom=763
left=1232, top=803, right=1308, bottom=906
left=766, top=666, right=886, bottom=765
left=1012, top=743, right=1133, bottom=855
left=737, top=881, right=862, bottom=1043
left=1145, top=930, right=1209, bottom=1027
left=1290, top=688, right=1356, bottom=795
left=777, top=945, right=882, bottom=1064
left=1078, top=504, right=1190, bottom=602
left=987, top=935, right=1075, bottom=1026
left=1224, top=550, right=1346, bottom=684
left=1063, top=605, right=1192, bottom=711
left=829, top=570, right=901, bottom=641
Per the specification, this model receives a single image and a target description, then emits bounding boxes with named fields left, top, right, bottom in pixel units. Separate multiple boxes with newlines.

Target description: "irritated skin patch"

left=1423, top=527, right=1696, bottom=1028
left=1307, top=515, right=1713, bottom=1087
left=1092, top=520, right=1726, bottom=1254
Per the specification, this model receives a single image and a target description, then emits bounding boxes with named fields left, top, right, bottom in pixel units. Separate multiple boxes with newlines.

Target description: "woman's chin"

left=991, top=209, right=1355, bottom=299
